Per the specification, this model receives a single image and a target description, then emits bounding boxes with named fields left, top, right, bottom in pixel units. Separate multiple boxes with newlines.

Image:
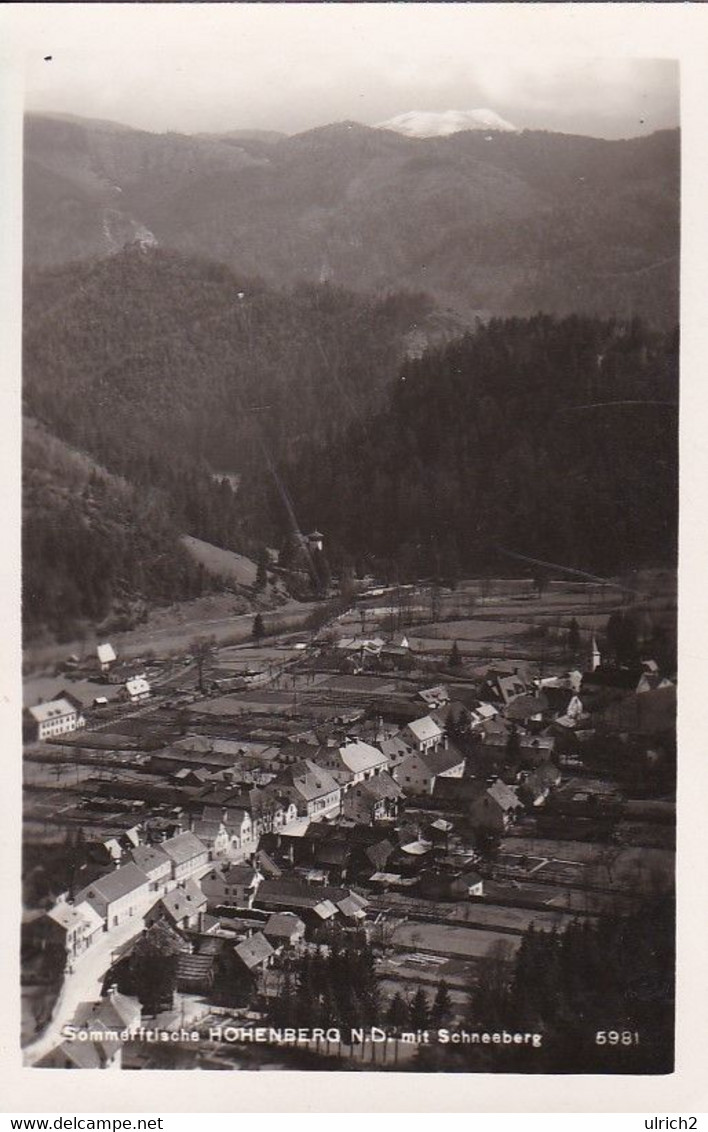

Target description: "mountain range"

left=375, top=108, right=519, bottom=137
left=25, top=112, right=679, bottom=325
left=22, top=111, right=680, bottom=640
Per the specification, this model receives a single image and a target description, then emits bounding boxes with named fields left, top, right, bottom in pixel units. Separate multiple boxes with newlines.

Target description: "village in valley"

left=21, top=538, right=677, bottom=1073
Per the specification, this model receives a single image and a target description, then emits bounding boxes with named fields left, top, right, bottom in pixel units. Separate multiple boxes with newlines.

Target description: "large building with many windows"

left=24, top=698, right=85, bottom=742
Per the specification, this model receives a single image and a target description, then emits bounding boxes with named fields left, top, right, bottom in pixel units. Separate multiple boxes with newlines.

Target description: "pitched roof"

left=486, top=780, right=523, bottom=811
left=536, top=761, right=561, bottom=786
left=497, top=674, right=527, bottom=702
left=153, top=879, right=206, bottom=923
left=379, top=734, right=415, bottom=762
left=406, top=715, right=444, bottom=743
left=459, top=869, right=484, bottom=886
left=274, top=759, right=340, bottom=802
left=505, top=692, right=549, bottom=722
left=520, top=734, right=555, bottom=750
left=126, top=676, right=150, bottom=697
left=223, top=864, right=261, bottom=886
left=177, top=952, right=215, bottom=985
left=365, top=839, right=396, bottom=870
left=79, top=991, right=141, bottom=1032
left=256, top=879, right=349, bottom=911
left=192, top=820, right=226, bottom=842
left=161, top=831, right=208, bottom=866
left=337, top=740, right=388, bottom=775
left=130, top=845, right=170, bottom=874
left=429, top=818, right=454, bottom=832
left=28, top=698, right=77, bottom=724
left=51, top=1039, right=105, bottom=1070
left=417, top=745, right=465, bottom=776
left=336, top=895, right=367, bottom=920
left=433, top=776, right=485, bottom=802
left=255, top=850, right=283, bottom=879
left=46, top=901, right=103, bottom=934
left=311, top=899, right=339, bottom=920
left=264, top=912, right=306, bottom=940
left=80, top=863, right=150, bottom=904
left=201, top=805, right=250, bottom=828
left=97, top=643, right=117, bottom=665
left=350, top=771, right=403, bottom=802
left=175, top=767, right=212, bottom=782
left=234, top=931, right=274, bottom=970
left=418, top=685, right=450, bottom=707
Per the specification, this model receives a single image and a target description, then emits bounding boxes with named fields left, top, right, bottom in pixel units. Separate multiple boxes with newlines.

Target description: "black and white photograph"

left=6, top=1, right=698, bottom=1104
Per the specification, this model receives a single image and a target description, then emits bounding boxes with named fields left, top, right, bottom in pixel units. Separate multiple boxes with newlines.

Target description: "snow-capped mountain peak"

left=375, top=108, right=519, bottom=139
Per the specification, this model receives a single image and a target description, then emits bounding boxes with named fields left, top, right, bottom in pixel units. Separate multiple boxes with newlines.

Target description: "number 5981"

left=595, top=1031, right=639, bottom=1045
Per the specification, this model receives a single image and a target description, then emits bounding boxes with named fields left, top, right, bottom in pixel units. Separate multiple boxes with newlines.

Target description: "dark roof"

left=505, top=693, right=549, bottom=722
left=256, top=879, right=349, bottom=910
left=582, top=666, right=643, bottom=691
left=419, top=744, right=465, bottom=776
left=542, top=686, right=576, bottom=712
left=177, top=952, right=215, bottom=988
left=264, top=912, right=306, bottom=940
left=314, top=842, right=351, bottom=867
left=433, top=776, right=485, bottom=803
left=255, top=850, right=283, bottom=879
left=130, top=845, right=170, bottom=874
left=458, top=869, right=484, bottom=886
left=223, top=864, right=260, bottom=885
left=592, top=685, right=676, bottom=734
left=535, top=761, right=561, bottom=786
left=365, top=840, right=397, bottom=870
left=273, top=759, right=340, bottom=801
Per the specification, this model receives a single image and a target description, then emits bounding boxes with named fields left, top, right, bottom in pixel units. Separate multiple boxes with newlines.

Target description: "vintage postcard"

left=2, top=0, right=707, bottom=1115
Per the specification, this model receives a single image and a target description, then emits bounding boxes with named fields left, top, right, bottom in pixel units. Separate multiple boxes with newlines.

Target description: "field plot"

left=181, top=535, right=258, bottom=586
left=412, top=619, right=531, bottom=642
left=218, top=644, right=303, bottom=667
left=315, top=675, right=399, bottom=694
left=499, top=837, right=674, bottom=893
left=449, top=902, right=575, bottom=932
left=391, top=921, right=522, bottom=959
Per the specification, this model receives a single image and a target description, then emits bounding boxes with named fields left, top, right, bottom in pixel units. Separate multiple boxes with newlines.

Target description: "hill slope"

left=23, top=417, right=211, bottom=640
left=279, top=314, right=678, bottom=580
left=25, top=114, right=680, bottom=325
left=23, top=248, right=442, bottom=635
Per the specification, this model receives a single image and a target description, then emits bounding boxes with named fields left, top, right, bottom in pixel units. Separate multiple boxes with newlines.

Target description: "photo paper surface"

left=3, top=1, right=707, bottom=1114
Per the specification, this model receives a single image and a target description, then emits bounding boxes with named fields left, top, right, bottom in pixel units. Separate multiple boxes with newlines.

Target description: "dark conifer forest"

left=23, top=244, right=677, bottom=636
left=22, top=249, right=432, bottom=635
left=274, top=314, right=678, bottom=581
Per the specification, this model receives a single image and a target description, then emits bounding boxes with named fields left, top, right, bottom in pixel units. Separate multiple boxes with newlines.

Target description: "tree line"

left=277, top=313, right=678, bottom=583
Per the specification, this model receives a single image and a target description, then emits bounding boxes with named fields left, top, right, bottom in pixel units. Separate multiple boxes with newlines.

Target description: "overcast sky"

left=17, top=5, right=679, bottom=139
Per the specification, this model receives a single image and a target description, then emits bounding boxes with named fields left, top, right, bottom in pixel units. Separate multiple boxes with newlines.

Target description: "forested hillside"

left=25, top=114, right=680, bottom=325
left=24, top=246, right=433, bottom=494
left=23, top=252, right=679, bottom=638
left=23, top=248, right=437, bottom=636
left=23, top=418, right=212, bottom=640
left=275, top=314, right=678, bottom=580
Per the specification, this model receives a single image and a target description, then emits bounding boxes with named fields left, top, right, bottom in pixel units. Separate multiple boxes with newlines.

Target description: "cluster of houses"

left=24, top=643, right=153, bottom=741
left=26, top=613, right=676, bottom=1068
left=39, top=830, right=213, bottom=962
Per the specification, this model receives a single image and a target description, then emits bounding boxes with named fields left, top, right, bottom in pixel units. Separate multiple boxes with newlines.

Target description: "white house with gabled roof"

left=404, top=714, right=445, bottom=754
left=25, top=698, right=85, bottom=742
